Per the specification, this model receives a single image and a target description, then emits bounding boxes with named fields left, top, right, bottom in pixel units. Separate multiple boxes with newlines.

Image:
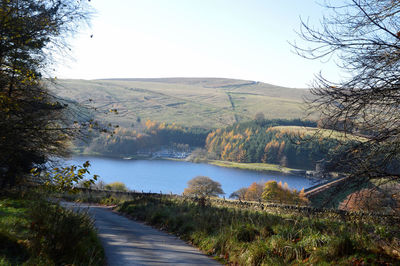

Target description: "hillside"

left=48, top=78, right=313, bottom=129
left=204, top=120, right=355, bottom=169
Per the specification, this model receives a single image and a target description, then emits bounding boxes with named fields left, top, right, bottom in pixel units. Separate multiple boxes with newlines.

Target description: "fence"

left=67, top=187, right=400, bottom=225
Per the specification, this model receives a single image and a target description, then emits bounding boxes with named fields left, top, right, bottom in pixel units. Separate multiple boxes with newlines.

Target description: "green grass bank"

left=0, top=192, right=104, bottom=265
left=116, top=194, right=400, bottom=265
left=209, top=160, right=297, bottom=174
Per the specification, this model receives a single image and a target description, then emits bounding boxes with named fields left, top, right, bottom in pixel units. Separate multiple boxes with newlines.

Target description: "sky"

left=55, top=0, right=341, bottom=88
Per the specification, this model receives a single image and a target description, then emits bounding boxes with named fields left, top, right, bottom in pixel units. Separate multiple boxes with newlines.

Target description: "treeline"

left=80, top=120, right=209, bottom=155
left=229, top=181, right=308, bottom=205
left=77, top=118, right=360, bottom=171
left=206, top=119, right=349, bottom=169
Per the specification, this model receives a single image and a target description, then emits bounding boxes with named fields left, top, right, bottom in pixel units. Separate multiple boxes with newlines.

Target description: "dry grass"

left=49, top=78, right=312, bottom=129
left=270, top=126, right=367, bottom=141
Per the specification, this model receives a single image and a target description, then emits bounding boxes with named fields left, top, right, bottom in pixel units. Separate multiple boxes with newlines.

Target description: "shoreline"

left=207, top=160, right=306, bottom=176
left=71, top=152, right=314, bottom=177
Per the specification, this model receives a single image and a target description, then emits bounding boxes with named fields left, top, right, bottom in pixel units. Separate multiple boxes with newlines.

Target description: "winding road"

left=62, top=202, right=219, bottom=266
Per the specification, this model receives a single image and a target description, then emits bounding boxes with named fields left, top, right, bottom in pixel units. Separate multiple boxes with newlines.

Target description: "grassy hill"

left=49, top=78, right=313, bottom=128
left=269, top=126, right=367, bottom=141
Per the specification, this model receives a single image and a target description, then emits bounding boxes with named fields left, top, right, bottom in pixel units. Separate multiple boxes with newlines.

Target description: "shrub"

left=105, top=181, right=128, bottom=192
left=28, top=200, right=104, bottom=265
left=150, top=210, right=169, bottom=225
left=339, top=188, right=398, bottom=214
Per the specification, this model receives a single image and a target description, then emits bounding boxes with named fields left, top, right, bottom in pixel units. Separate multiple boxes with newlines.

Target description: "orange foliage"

left=262, top=180, right=308, bottom=205
left=245, top=182, right=264, bottom=201
left=339, top=188, right=399, bottom=214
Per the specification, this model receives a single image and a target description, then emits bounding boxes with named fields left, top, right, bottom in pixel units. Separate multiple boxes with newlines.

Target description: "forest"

left=78, top=120, right=210, bottom=156
left=205, top=119, right=356, bottom=169
left=76, top=118, right=360, bottom=171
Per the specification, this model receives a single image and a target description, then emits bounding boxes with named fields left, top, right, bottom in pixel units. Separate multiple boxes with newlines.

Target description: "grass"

left=48, top=78, right=313, bottom=129
left=0, top=191, right=105, bottom=265
left=116, top=194, right=400, bottom=265
left=60, top=190, right=133, bottom=206
left=270, top=126, right=367, bottom=141
left=209, top=160, right=297, bottom=174
left=0, top=197, right=30, bottom=265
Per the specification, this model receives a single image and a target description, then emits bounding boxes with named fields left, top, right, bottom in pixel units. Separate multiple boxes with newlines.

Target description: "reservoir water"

left=67, top=156, right=316, bottom=196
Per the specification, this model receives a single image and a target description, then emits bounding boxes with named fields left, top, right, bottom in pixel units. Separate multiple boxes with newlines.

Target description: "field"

left=269, top=125, right=367, bottom=141
left=48, top=78, right=312, bottom=128
left=209, top=160, right=296, bottom=174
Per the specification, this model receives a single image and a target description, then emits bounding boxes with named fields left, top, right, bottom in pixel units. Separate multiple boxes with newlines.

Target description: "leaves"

left=0, top=0, right=91, bottom=187
left=33, top=161, right=99, bottom=193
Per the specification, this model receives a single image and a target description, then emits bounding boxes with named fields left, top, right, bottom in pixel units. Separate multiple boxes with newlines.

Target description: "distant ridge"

left=50, top=77, right=313, bottom=128
left=96, top=77, right=300, bottom=89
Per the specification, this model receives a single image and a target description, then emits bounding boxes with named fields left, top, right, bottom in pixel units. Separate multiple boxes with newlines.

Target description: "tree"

left=229, top=187, right=248, bottom=200
left=244, top=182, right=264, bottom=201
left=183, top=176, right=224, bottom=198
left=229, top=182, right=264, bottom=201
left=262, top=181, right=281, bottom=202
left=262, top=180, right=308, bottom=205
left=293, top=1, right=400, bottom=193
left=0, top=0, right=91, bottom=188
left=105, top=182, right=128, bottom=192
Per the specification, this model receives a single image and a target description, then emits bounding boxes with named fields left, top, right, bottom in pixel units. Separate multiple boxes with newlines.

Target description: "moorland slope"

left=49, top=78, right=312, bottom=128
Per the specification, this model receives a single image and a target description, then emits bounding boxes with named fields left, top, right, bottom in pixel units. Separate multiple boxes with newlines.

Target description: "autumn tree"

left=262, top=180, right=308, bottom=205
left=229, top=187, right=248, bottom=200
left=244, top=182, right=264, bottom=201
left=230, top=182, right=264, bottom=201
left=183, top=176, right=224, bottom=198
left=105, top=182, right=129, bottom=192
left=293, top=0, right=400, bottom=194
left=262, top=181, right=281, bottom=202
left=0, top=0, right=91, bottom=188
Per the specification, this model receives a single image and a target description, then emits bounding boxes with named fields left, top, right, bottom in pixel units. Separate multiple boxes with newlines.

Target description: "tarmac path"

left=62, top=202, right=220, bottom=266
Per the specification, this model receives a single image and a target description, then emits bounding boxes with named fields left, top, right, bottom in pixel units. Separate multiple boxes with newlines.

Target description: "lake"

left=67, top=156, right=316, bottom=196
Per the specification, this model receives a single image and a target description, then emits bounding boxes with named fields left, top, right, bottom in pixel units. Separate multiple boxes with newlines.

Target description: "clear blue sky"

left=55, top=0, right=340, bottom=88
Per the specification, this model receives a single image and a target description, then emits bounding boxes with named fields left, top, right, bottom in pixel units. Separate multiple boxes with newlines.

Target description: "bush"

left=150, top=210, right=168, bottom=225
left=28, top=200, right=104, bottom=265
left=339, top=188, right=398, bottom=214
left=105, top=181, right=128, bottom=191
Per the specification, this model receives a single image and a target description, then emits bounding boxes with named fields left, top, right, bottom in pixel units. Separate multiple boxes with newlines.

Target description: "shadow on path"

left=62, top=202, right=220, bottom=266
